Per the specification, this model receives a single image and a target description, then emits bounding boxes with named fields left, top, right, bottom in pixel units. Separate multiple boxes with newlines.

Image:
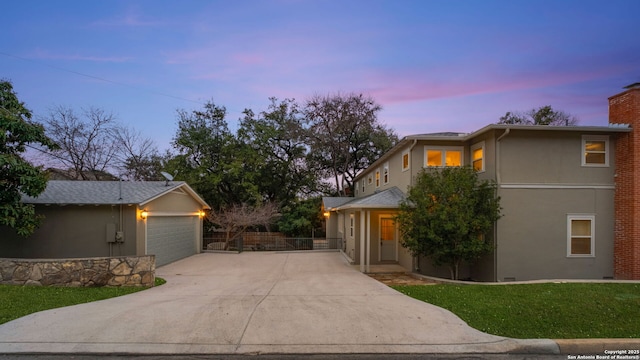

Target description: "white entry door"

left=380, top=217, right=396, bottom=261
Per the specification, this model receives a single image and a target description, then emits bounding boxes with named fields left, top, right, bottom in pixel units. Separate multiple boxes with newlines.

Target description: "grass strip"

left=0, top=277, right=166, bottom=325
left=392, top=283, right=640, bottom=339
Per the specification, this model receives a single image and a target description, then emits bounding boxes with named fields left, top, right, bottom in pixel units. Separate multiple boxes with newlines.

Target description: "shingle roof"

left=331, top=187, right=406, bottom=210
left=322, top=197, right=353, bottom=211
left=21, top=180, right=211, bottom=208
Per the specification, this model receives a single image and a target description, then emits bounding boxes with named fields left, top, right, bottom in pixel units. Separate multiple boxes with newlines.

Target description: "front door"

left=380, top=217, right=396, bottom=261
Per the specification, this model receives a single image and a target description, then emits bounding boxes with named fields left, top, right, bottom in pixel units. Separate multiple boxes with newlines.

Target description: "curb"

left=554, top=339, right=640, bottom=355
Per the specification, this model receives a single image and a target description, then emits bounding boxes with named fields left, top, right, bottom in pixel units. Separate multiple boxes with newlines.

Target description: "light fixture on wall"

left=199, top=210, right=206, bottom=218
left=323, top=211, right=330, bottom=218
left=141, top=210, right=148, bottom=219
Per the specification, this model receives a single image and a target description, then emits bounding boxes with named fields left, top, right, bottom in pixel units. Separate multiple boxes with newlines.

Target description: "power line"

left=0, top=51, right=205, bottom=105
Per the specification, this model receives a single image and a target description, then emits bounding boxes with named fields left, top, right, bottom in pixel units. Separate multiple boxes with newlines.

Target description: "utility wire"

left=0, top=51, right=205, bottom=105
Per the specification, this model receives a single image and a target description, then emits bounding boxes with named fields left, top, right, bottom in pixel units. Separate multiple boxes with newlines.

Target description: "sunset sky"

left=2, top=0, right=639, bottom=151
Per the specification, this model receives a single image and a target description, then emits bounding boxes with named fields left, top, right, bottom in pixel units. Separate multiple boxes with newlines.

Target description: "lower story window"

left=567, top=215, right=595, bottom=257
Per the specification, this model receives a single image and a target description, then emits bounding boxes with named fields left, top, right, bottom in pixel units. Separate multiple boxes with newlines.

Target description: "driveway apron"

left=0, top=252, right=557, bottom=354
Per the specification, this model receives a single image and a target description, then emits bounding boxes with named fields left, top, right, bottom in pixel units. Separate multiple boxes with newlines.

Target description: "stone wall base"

left=0, top=256, right=156, bottom=287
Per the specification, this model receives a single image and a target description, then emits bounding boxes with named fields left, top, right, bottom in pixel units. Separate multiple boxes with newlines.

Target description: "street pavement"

left=0, top=252, right=600, bottom=356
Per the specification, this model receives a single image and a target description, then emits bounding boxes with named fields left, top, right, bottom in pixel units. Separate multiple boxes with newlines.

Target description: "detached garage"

left=1, top=181, right=211, bottom=267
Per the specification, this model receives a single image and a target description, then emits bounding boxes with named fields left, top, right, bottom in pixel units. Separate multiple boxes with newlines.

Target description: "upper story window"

left=424, top=146, right=463, bottom=167
left=383, top=162, right=389, bottom=184
left=402, top=150, right=410, bottom=171
left=567, top=215, right=595, bottom=257
left=361, top=179, right=365, bottom=193
left=582, top=135, right=609, bottom=167
left=367, top=174, right=373, bottom=185
left=471, top=142, right=485, bottom=172
left=375, top=169, right=380, bottom=187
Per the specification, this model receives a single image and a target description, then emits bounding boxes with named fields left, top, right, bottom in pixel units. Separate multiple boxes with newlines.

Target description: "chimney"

left=609, top=83, right=640, bottom=280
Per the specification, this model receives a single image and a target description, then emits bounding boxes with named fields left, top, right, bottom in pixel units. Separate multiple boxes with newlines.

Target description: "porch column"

left=366, top=210, right=371, bottom=273
left=359, top=211, right=366, bottom=272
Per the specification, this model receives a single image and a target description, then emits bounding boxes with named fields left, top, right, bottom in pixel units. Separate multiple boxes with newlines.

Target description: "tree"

left=0, top=80, right=57, bottom=236
left=276, top=197, right=324, bottom=237
left=498, top=105, right=578, bottom=126
left=40, top=106, right=119, bottom=180
left=206, top=202, right=280, bottom=249
left=395, top=166, right=501, bottom=280
left=238, top=98, right=320, bottom=206
left=304, top=93, right=398, bottom=196
left=111, top=125, right=163, bottom=181
left=171, top=100, right=259, bottom=209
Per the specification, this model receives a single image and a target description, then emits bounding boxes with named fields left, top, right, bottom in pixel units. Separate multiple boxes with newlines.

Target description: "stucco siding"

left=144, top=189, right=202, bottom=213
left=0, top=205, right=137, bottom=258
left=496, top=188, right=614, bottom=281
left=499, top=131, right=616, bottom=185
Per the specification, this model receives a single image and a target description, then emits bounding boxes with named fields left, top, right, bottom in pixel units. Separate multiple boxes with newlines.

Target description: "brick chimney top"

left=623, top=82, right=640, bottom=90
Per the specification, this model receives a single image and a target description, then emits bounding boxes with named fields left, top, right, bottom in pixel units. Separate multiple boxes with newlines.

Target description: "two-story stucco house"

left=324, top=83, right=640, bottom=281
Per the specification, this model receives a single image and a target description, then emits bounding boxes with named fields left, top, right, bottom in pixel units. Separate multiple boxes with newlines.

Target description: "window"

left=375, top=169, right=380, bottom=187
left=349, top=214, right=354, bottom=237
left=424, top=146, right=463, bottom=167
left=582, top=135, right=609, bottom=167
left=361, top=179, right=365, bottom=193
left=367, top=174, right=373, bottom=185
left=383, top=162, right=389, bottom=184
left=567, top=215, right=595, bottom=257
left=471, top=142, right=485, bottom=172
left=402, top=150, right=410, bottom=171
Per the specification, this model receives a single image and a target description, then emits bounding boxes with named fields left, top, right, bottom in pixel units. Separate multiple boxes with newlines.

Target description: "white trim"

left=471, top=141, right=485, bottom=173
left=140, top=183, right=211, bottom=209
left=581, top=135, right=609, bottom=167
left=423, top=145, right=465, bottom=167
left=142, top=211, right=202, bottom=217
left=567, top=214, right=595, bottom=257
left=501, top=183, right=614, bottom=190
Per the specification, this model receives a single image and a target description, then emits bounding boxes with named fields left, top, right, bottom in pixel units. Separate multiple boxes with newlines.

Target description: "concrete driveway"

left=0, top=252, right=557, bottom=355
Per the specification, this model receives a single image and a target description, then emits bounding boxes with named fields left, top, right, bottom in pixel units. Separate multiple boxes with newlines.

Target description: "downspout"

left=407, top=139, right=419, bottom=272
left=117, top=180, right=124, bottom=257
left=495, top=128, right=510, bottom=281
left=408, top=139, right=418, bottom=187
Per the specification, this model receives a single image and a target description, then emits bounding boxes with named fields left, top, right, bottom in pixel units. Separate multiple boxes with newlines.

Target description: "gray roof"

left=322, top=197, right=353, bottom=211
left=327, top=187, right=406, bottom=211
left=22, top=180, right=211, bottom=208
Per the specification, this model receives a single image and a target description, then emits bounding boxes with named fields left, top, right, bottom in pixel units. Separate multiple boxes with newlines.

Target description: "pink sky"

left=2, top=0, right=638, bottom=150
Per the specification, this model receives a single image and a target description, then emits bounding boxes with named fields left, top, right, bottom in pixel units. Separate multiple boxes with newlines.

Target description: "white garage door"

left=147, top=216, right=198, bottom=266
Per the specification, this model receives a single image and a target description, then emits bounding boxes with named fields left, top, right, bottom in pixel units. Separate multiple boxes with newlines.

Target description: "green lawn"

left=392, top=283, right=640, bottom=339
left=0, top=277, right=166, bottom=325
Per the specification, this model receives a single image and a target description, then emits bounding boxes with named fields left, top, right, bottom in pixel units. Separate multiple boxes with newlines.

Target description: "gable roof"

left=22, top=181, right=211, bottom=209
left=325, top=187, right=406, bottom=211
